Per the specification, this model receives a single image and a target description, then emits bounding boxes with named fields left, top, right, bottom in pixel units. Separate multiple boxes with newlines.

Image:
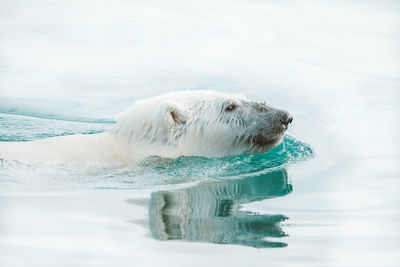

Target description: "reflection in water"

left=148, top=169, right=292, bottom=248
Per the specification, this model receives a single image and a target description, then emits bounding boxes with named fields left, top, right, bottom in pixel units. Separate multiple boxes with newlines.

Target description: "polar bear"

left=0, top=91, right=292, bottom=164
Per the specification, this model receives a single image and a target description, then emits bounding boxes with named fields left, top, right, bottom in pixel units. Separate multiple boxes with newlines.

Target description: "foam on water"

left=145, top=135, right=313, bottom=179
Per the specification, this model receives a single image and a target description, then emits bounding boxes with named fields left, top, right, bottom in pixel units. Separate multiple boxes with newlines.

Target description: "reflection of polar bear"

left=147, top=169, right=291, bottom=248
left=0, top=91, right=292, bottom=164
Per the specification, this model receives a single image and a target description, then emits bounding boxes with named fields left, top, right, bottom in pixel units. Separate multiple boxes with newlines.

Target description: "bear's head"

left=112, top=91, right=292, bottom=158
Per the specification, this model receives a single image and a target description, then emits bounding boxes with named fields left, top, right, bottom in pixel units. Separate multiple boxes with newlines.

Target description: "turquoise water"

left=1, top=0, right=399, bottom=266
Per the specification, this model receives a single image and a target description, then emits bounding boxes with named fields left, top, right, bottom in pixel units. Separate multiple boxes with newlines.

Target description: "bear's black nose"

left=279, top=113, right=293, bottom=127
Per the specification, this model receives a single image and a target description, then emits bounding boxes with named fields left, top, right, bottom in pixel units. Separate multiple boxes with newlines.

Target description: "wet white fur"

left=0, top=91, right=285, bottom=165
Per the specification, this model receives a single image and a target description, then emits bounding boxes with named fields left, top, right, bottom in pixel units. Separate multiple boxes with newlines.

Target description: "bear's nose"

left=279, top=112, right=293, bottom=127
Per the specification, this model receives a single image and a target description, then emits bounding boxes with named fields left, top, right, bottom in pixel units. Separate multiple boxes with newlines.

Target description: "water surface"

left=0, top=0, right=399, bottom=266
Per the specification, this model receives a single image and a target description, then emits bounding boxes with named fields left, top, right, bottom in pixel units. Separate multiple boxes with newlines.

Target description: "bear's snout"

left=278, top=111, right=293, bottom=127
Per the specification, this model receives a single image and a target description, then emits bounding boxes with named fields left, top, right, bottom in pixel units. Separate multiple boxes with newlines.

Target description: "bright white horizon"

left=1, top=0, right=398, bottom=106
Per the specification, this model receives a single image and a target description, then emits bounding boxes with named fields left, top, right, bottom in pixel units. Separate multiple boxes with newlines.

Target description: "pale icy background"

left=0, top=0, right=399, bottom=266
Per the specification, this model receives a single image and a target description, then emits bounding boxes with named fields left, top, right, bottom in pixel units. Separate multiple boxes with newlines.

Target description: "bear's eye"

left=225, top=103, right=236, bottom=112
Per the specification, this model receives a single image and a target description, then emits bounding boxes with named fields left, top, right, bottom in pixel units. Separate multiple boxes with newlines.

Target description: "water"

left=1, top=0, right=399, bottom=266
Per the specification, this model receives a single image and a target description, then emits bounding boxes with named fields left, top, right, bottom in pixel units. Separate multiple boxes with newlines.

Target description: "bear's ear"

left=162, top=101, right=187, bottom=140
left=169, top=109, right=186, bottom=125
